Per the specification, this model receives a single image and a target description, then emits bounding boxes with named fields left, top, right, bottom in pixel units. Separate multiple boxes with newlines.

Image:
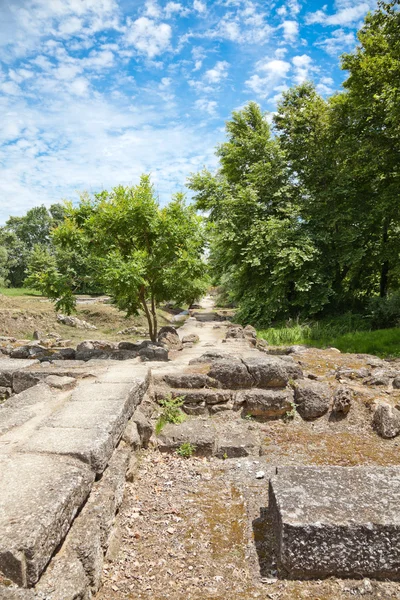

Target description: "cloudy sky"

left=0, top=0, right=378, bottom=223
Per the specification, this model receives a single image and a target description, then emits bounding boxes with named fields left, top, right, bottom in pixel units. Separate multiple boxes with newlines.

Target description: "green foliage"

left=52, top=175, right=208, bottom=337
left=176, top=442, right=196, bottom=458
left=367, top=293, right=400, bottom=329
left=284, top=402, right=297, bottom=422
left=189, top=1, right=400, bottom=327
left=155, top=395, right=186, bottom=434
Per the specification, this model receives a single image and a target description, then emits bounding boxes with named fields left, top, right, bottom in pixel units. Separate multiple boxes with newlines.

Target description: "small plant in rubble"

left=284, top=401, right=297, bottom=422
left=177, top=442, right=196, bottom=458
left=155, top=395, right=186, bottom=434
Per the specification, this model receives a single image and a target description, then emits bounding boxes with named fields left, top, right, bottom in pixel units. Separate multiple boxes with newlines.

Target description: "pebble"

left=255, top=471, right=265, bottom=479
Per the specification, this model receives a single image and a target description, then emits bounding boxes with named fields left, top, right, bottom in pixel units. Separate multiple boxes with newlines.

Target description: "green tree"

left=188, top=102, right=319, bottom=325
left=50, top=175, right=207, bottom=340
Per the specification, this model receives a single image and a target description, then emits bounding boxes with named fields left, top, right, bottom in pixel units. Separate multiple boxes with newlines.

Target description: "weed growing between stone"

left=155, top=395, right=186, bottom=434
left=176, top=442, right=196, bottom=458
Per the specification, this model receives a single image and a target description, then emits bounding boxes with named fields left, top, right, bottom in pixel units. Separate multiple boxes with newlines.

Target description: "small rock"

left=372, top=403, right=400, bottom=439
left=255, top=471, right=265, bottom=479
left=332, top=386, right=352, bottom=415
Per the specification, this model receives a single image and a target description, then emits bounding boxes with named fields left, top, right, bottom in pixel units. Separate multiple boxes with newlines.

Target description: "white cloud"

left=281, top=20, right=299, bottom=42
left=204, top=61, right=229, bottom=84
left=164, top=2, right=190, bottom=17
left=306, top=2, right=371, bottom=26
left=246, top=58, right=291, bottom=98
left=193, top=0, right=207, bottom=13
left=292, top=54, right=316, bottom=84
left=144, top=1, right=162, bottom=19
left=125, top=17, right=172, bottom=58
left=205, top=3, right=271, bottom=44
left=316, top=28, right=355, bottom=55
left=195, top=98, right=218, bottom=115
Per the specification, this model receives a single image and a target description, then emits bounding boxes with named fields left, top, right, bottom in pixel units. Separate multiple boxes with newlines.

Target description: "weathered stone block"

left=45, top=375, right=77, bottom=390
left=243, top=357, right=289, bottom=389
left=269, top=466, right=400, bottom=579
left=12, top=371, right=41, bottom=394
left=239, top=388, right=294, bottom=418
left=160, top=373, right=221, bottom=389
left=214, top=426, right=260, bottom=458
left=131, top=408, right=153, bottom=447
left=208, top=360, right=253, bottom=389
left=34, top=548, right=90, bottom=600
left=157, top=420, right=216, bottom=455
left=0, top=454, right=94, bottom=587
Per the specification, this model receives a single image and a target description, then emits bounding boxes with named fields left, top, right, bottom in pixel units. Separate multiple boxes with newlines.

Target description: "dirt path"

left=95, top=298, right=400, bottom=600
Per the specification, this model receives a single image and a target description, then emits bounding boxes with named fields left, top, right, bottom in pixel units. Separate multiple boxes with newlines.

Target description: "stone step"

left=0, top=454, right=95, bottom=587
left=269, top=466, right=400, bottom=579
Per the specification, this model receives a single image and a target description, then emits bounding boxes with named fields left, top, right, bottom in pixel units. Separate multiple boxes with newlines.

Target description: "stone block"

left=21, top=426, right=118, bottom=474
left=214, top=427, right=260, bottom=458
left=208, top=360, right=253, bottom=389
left=269, top=466, right=400, bottom=579
left=122, top=420, right=141, bottom=448
left=239, top=388, right=294, bottom=418
left=243, top=357, right=289, bottom=388
left=34, top=548, right=90, bottom=600
left=0, top=588, right=36, bottom=599
left=157, top=420, right=216, bottom=455
left=160, top=373, right=221, bottom=389
left=45, top=375, right=77, bottom=390
left=0, top=454, right=94, bottom=587
left=131, top=408, right=153, bottom=447
left=373, top=403, right=400, bottom=439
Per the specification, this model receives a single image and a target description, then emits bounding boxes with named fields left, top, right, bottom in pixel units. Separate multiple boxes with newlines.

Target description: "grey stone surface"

left=189, top=351, right=241, bottom=365
left=160, top=373, right=221, bottom=389
left=0, top=589, right=36, bottom=599
left=45, top=375, right=77, bottom=390
left=1, top=383, right=54, bottom=410
left=0, top=359, right=39, bottom=388
left=21, top=425, right=120, bottom=474
left=157, top=419, right=216, bottom=455
left=294, top=380, right=331, bottom=419
left=243, top=357, right=290, bottom=389
left=122, top=420, right=141, bottom=449
left=139, top=344, right=168, bottom=361
left=208, top=360, right=253, bottom=389
left=34, top=548, right=90, bottom=600
left=131, top=408, right=153, bottom=447
left=269, top=466, right=400, bottom=579
left=373, top=403, right=400, bottom=439
left=12, top=371, right=41, bottom=394
left=0, top=454, right=94, bottom=587
left=0, top=406, right=36, bottom=436
left=215, top=426, right=260, bottom=458
left=162, top=388, right=232, bottom=406
left=239, top=388, right=294, bottom=418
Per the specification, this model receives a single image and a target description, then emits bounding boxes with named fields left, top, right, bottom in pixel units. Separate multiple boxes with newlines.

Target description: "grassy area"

left=258, top=315, right=400, bottom=357
left=0, top=287, right=42, bottom=297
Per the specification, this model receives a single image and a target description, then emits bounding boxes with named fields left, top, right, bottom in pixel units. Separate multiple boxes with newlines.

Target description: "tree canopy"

left=32, top=176, right=208, bottom=340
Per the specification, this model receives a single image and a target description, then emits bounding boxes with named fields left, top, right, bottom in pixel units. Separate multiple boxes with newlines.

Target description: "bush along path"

left=2, top=296, right=400, bottom=598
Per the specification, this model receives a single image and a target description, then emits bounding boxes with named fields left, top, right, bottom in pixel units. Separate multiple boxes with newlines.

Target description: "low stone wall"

left=0, top=358, right=153, bottom=598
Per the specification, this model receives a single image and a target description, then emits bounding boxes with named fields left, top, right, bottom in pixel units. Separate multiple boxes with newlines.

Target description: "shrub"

left=176, top=442, right=196, bottom=458
left=155, top=395, right=186, bottom=434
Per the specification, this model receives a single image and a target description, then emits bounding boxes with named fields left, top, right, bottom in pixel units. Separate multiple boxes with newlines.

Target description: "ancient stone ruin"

left=1, top=297, right=400, bottom=599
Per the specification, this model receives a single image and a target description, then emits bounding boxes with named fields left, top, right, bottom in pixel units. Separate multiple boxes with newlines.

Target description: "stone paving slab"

left=0, top=454, right=94, bottom=587
left=269, top=466, right=400, bottom=579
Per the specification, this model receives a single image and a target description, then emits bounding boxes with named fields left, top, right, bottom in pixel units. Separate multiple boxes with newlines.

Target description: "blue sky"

left=0, top=0, right=378, bottom=223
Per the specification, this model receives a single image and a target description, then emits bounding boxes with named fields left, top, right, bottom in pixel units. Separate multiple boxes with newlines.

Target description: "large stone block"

left=239, top=388, right=294, bottom=418
left=0, top=454, right=94, bottom=587
left=269, top=466, right=400, bottom=579
left=243, top=357, right=289, bottom=389
left=21, top=425, right=118, bottom=474
left=157, top=420, right=216, bottom=455
left=208, top=360, right=253, bottom=389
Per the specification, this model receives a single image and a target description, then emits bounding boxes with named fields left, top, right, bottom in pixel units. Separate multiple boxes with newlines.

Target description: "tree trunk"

left=151, top=292, right=158, bottom=342
left=139, top=288, right=155, bottom=342
left=379, top=220, right=390, bottom=298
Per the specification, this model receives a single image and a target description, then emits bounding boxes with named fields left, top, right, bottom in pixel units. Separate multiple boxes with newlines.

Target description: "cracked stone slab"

left=269, top=466, right=400, bottom=579
left=0, top=360, right=39, bottom=388
left=0, top=454, right=94, bottom=587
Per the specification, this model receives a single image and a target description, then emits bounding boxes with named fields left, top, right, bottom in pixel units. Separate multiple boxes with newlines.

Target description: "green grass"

left=0, top=287, right=42, bottom=297
left=258, top=315, right=400, bottom=358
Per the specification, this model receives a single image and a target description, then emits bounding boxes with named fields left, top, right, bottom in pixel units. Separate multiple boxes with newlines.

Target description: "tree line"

left=189, top=0, right=400, bottom=327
